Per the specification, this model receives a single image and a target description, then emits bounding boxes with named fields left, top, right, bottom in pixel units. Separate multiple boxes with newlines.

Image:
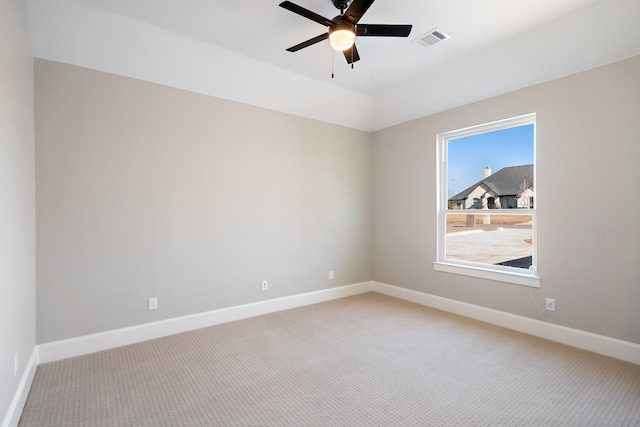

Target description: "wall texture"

left=0, top=0, right=36, bottom=421
left=35, top=59, right=372, bottom=344
left=372, top=55, right=640, bottom=344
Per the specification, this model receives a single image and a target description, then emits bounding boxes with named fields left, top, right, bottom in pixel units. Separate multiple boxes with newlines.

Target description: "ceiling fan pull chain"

left=352, top=24, right=356, bottom=69
left=331, top=47, right=335, bottom=79
left=351, top=46, right=354, bottom=69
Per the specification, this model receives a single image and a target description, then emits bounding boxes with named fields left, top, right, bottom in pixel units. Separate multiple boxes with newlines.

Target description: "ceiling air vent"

left=413, top=28, right=450, bottom=48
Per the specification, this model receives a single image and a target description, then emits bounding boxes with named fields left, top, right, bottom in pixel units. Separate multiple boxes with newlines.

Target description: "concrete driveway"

left=446, top=227, right=532, bottom=265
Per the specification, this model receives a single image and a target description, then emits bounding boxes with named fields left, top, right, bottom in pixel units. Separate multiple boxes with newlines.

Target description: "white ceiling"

left=26, top=0, right=640, bottom=130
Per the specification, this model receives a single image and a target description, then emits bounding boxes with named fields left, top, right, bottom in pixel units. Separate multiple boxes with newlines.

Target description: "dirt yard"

left=446, top=213, right=532, bottom=233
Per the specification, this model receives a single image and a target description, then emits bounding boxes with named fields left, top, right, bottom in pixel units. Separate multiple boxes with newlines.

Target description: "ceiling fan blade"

left=343, top=0, right=375, bottom=25
left=286, top=33, right=329, bottom=52
left=279, top=1, right=335, bottom=27
left=343, top=44, right=361, bottom=64
left=356, top=24, right=412, bottom=37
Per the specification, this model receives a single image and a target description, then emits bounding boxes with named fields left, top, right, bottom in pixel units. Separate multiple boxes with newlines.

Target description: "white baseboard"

left=36, top=279, right=640, bottom=366
left=1, top=347, right=39, bottom=427
left=38, top=281, right=373, bottom=364
left=371, top=281, right=640, bottom=365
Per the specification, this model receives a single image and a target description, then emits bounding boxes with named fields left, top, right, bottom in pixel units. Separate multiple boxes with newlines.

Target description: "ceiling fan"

left=279, top=0, right=412, bottom=65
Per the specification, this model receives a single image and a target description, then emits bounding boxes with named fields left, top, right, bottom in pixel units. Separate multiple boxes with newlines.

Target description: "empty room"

left=2, top=0, right=640, bottom=425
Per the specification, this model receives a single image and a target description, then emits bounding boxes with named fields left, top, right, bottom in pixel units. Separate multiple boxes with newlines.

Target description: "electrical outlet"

left=545, top=298, right=555, bottom=312
left=148, top=297, right=158, bottom=311
left=329, top=270, right=334, bottom=280
left=261, top=280, right=268, bottom=291
left=14, top=353, right=18, bottom=376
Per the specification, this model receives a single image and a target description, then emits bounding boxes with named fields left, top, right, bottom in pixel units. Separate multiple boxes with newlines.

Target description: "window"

left=435, top=114, right=539, bottom=287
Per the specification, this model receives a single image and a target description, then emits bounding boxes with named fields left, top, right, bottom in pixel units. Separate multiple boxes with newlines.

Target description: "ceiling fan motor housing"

left=332, top=0, right=350, bottom=12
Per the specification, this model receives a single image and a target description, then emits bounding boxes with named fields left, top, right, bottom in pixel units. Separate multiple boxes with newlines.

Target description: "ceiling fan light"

left=329, top=29, right=355, bottom=51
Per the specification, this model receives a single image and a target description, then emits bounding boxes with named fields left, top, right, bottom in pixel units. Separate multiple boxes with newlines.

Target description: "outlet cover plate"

left=545, top=298, right=555, bottom=311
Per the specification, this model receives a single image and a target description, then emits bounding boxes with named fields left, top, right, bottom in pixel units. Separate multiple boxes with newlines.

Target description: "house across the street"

left=450, top=165, right=534, bottom=209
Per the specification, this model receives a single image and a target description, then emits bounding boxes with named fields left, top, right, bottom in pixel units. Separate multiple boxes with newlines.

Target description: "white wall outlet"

left=14, top=353, right=18, bottom=376
left=148, top=297, right=158, bottom=311
left=329, top=270, right=334, bottom=280
left=545, top=298, right=555, bottom=312
left=261, top=280, right=268, bottom=291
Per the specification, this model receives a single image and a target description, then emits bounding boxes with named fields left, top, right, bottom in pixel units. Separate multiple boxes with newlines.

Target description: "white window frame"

left=434, top=113, right=539, bottom=287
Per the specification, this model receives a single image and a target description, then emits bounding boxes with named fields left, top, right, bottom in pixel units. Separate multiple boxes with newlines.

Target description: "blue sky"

left=448, top=124, right=534, bottom=196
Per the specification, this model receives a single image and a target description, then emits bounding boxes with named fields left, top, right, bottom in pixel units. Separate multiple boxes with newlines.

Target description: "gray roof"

left=450, top=164, right=533, bottom=201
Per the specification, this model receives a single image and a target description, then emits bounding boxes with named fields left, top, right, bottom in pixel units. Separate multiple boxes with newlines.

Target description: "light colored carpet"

left=19, top=292, right=640, bottom=426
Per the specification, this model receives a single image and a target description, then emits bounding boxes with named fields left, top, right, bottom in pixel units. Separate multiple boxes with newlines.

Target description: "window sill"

left=433, top=262, right=540, bottom=288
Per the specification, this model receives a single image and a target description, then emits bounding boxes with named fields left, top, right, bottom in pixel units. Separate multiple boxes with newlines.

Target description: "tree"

left=518, top=179, right=531, bottom=208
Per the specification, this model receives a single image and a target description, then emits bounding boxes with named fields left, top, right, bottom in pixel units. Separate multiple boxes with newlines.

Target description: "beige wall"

left=35, top=60, right=372, bottom=343
left=373, top=55, right=640, bottom=344
left=0, top=0, right=36, bottom=420
left=34, top=55, right=640, bottom=347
